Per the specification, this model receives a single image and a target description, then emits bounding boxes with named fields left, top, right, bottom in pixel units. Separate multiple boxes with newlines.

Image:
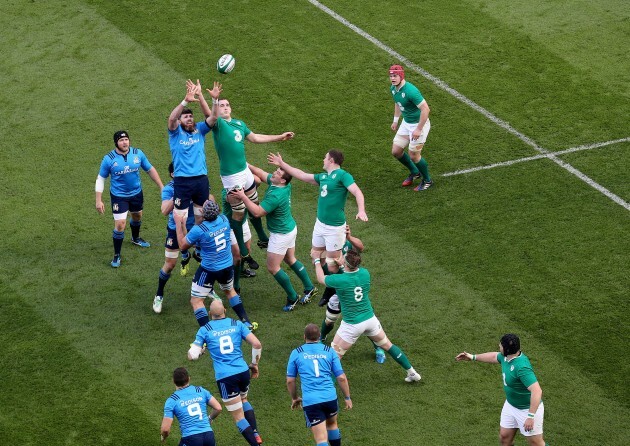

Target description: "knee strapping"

left=325, top=311, right=340, bottom=324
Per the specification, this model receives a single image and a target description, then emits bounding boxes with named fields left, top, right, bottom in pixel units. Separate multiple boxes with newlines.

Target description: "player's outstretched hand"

left=280, top=132, right=295, bottom=141
left=267, top=152, right=283, bottom=166
left=206, top=81, right=222, bottom=100
left=291, top=397, right=303, bottom=410
left=355, top=211, right=368, bottom=222
left=249, top=363, right=259, bottom=379
left=455, top=352, right=473, bottom=361
left=185, top=79, right=200, bottom=103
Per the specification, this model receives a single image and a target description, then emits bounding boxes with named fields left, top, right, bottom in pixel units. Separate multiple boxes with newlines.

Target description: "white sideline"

left=307, top=0, right=630, bottom=211
left=443, top=137, right=630, bottom=177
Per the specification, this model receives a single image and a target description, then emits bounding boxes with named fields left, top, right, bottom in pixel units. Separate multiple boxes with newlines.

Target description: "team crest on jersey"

left=113, top=203, right=119, bottom=211
left=175, top=198, right=181, bottom=207
left=133, top=156, right=140, bottom=164
left=332, top=174, right=337, bottom=179
left=167, top=238, right=173, bottom=246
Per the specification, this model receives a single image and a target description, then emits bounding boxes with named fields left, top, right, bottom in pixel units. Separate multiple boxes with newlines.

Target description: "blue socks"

left=194, top=307, right=209, bottom=327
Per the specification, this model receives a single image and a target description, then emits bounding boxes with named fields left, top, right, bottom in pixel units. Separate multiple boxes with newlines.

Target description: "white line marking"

left=307, top=0, right=630, bottom=211
left=443, top=137, right=630, bottom=177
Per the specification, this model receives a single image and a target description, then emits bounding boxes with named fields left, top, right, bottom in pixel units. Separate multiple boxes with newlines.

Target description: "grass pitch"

left=0, top=1, right=628, bottom=444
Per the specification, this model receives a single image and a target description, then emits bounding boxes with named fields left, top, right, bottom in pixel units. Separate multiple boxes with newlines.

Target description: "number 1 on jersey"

left=312, top=359, right=320, bottom=377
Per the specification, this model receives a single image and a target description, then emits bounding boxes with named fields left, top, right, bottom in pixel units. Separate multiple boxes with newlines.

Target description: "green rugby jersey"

left=390, top=81, right=424, bottom=124
left=260, top=173, right=296, bottom=234
left=325, top=267, right=374, bottom=324
left=313, top=169, right=354, bottom=226
left=497, top=352, right=538, bottom=409
left=211, top=117, right=251, bottom=176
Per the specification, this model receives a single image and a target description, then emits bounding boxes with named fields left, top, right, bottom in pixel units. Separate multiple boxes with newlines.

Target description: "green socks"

left=273, top=270, right=298, bottom=300
left=387, top=344, right=412, bottom=370
left=290, top=260, right=314, bottom=290
left=415, top=157, right=431, bottom=181
left=249, top=215, right=269, bottom=243
left=320, top=320, right=334, bottom=340
left=229, top=216, right=249, bottom=257
left=397, top=152, right=420, bottom=175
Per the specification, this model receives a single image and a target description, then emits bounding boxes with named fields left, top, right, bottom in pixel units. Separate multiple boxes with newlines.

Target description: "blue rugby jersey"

left=168, top=122, right=210, bottom=177
left=98, top=147, right=152, bottom=197
left=185, top=215, right=232, bottom=271
left=287, top=342, right=344, bottom=407
left=192, top=318, right=252, bottom=380
left=163, top=385, right=214, bottom=437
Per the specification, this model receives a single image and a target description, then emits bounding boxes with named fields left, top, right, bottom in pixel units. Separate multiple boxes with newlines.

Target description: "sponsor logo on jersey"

left=179, top=396, right=203, bottom=407
left=133, top=156, right=140, bottom=164
left=402, top=92, right=406, bottom=98
left=180, top=137, right=200, bottom=146
left=113, top=162, right=118, bottom=167
left=113, top=166, right=140, bottom=175
left=510, top=365, right=515, bottom=371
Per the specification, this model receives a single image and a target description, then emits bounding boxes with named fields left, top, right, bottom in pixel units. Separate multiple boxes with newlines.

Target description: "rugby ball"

left=217, top=54, right=236, bottom=74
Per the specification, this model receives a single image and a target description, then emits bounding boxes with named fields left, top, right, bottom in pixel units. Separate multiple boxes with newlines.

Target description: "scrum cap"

left=202, top=199, right=220, bottom=222
left=389, top=64, right=405, bottom=80
left=113, top=130, right=129, bottom=148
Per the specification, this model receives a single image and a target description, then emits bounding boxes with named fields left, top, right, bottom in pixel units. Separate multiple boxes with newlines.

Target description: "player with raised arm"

left=231, top=163, right=317, bottom=311
left=201, top=82, right=294, bottom=264
left=174, top=199, right=257, bottom=331
left=95, top=130, right=163, bottom=267
left=312, top=249, right=421, bottom=382
left=456, top=334, right=549, bottom=446
left=167, top=80, right=214, bottom=234
left=287, top=324, right=351, bottom=446
left=389, top=65, right=433, bottom=190
left=188, top=300, right=264, bottom=446
left=268, top=150, right=367, bottom=276
left=160, top=367, right=222, bottom=446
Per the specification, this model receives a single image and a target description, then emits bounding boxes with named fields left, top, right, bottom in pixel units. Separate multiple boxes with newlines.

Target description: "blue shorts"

left=110, top=191, right=143, bottom=214
left=174, top=175, right=210, bottom=209
left=179, top=430, right=215, bottom=446
left=303, top=399, right=339, bottom=427
left=165, top=227, right=180, bottom=250
left=193, top=265, right=234, bottom=289
left=216, top=370, right=251, bottom=400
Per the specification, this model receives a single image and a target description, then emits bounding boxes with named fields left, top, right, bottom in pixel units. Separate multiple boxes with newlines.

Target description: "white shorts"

left=336, top=315, right=382, bottom=345
left=394, top=118, right=431, bottom=151
left=221, top=168, right=256, bottom=191
left=267, top=227, right=297, bottom=255
left=327, top=294, right=340, bottom=312
left=500, top=400, right=544, bottom=437
left=312, top=219, right=346, bottom=252
left=230, top=220, right=252, bottom=245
